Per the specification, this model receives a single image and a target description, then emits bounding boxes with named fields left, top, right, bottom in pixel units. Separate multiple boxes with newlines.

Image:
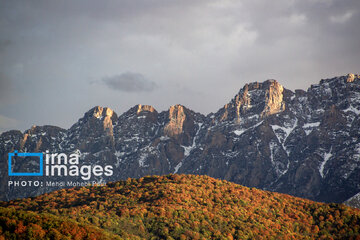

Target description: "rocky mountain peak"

left=136, top=104, right=156, bottom=114
left=345, top=73, right=360, bottom=83
left=87, top=106, right=116, bottom=120
left=2, top=74, right=360, bottom=204
left=245, top=79, right=279, bottom=91
left=89, top=106, right=117, bottom=137
left=261, top=79, right=285, bottom=117
left=216, top=79, right=285, bottom=123
left=164, top=104, right=187, bottom=137
left=135, top=104, right=158, bottom=122
left=25, top=125, right=65, bottom=135
left=69, top=106, right=118, bottom=141
left=317, top=73, right=360, bottom=86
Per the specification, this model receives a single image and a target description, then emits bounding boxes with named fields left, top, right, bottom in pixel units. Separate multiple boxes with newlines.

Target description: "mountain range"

left=1, top=73, right=360, bottom=205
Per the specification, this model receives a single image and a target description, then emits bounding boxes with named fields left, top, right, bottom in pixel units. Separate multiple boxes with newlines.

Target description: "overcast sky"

left=0, top=0, right=359, bottom=133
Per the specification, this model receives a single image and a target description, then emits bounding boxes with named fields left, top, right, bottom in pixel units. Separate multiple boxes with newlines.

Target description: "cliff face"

left=217, top=80, right=285, bottom=125
left=262, top=80, right=285, bottom=117
left=1, top=74, right=360, bottom=203
left=164, top=105, right=186, bottom=137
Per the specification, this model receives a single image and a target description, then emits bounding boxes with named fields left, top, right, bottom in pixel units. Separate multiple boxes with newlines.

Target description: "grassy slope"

left=1, top=174, right=360, bottom=239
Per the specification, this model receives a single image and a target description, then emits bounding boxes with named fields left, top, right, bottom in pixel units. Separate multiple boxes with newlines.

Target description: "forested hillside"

left=1, top=175, right=360, bottom=239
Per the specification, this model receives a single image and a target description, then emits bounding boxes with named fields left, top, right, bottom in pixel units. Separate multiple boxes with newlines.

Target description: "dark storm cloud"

left=101, top=72, right=157, bottom=92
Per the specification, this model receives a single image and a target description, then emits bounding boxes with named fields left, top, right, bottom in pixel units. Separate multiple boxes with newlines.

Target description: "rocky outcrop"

left=136, top=104, right=158, bottom=121
left=344, top=192, right=360, bottom=208
left=262, top=80, right=285, bottom=117
left=85, top=106, right=117, bottom=136
left=1, top=74, right=360, bottom=204
left=164, top=105, right=187, bottom=137
left=346, top=73, right=360, bottom=83
left=216, top=80, right=285, bottom=125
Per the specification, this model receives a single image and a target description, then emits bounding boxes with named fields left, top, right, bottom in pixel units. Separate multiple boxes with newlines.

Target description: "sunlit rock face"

left=77, top=106, right=118, bottom=137
left=216, top=80, right=285, bottom=125
left=135, top=104, right=158, bottom=123
left=164, top=105, right=187, bottom=137
left=1, top=74, right=360, bottom=204
left=262, top=80, right=285, bottom=117
left=346, top=73, right=360, bottom=83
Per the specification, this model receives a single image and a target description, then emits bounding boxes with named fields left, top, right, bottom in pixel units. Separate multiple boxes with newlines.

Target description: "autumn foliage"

left=1, top=174, right=360, bottom=239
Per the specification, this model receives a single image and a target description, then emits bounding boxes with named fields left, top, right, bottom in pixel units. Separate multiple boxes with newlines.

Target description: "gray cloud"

left=0, top=40, right=11, bottom=53
left=0, top=114, right=20, bottom=133
left=0, top=0, right=359, bottom=132
left=0, top=72, right=12, bottom=102
left=101, top=72, right=157, bottom=92
left=0, top=72, right=8, bottom=94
